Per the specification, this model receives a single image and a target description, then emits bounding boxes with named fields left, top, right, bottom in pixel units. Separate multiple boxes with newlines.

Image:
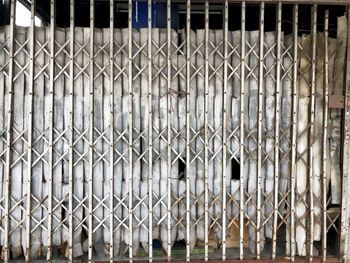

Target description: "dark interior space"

left=0, top=0, right=347, bottom=38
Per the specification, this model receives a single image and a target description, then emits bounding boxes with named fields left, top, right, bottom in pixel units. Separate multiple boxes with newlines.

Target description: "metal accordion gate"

left=0, top=0, right=350, bottom=262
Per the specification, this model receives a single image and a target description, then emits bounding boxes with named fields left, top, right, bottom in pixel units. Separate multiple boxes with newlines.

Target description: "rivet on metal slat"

left=109, top=0, right=114, bottom=261
left=204, top=1, right=209, bottom=261
left=239, top=1, right=246, bottom=260
left=167, top=0, right=172, bottom=260
left=222, top=0, right=228, bottom=260
left=322, top=9, right=329, bottom=263
left=272, top=2, right=282, bottom=260
left=47, top=0, right=56, bottom=261
left=128, top=0, right=133, bottom=261
left=88, top=0, right=94, bottom=262
left=256, top=2, right=264, bottom=259
left=290, top=4, right=298, bottom=262
left=3, top=0, right=16, bottom=261
left=67, top=0, right=74, bottom=262
left=309, top=5, right=317, bottom=260
left=185, top=0, right=191, bottom=261
left=148, top=0, right=153, bottom=261
left=25, top=0, right=36, bottom=260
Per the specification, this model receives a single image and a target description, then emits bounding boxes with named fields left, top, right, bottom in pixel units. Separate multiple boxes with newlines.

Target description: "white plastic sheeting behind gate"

left=0, top=0, right=349, bottom=262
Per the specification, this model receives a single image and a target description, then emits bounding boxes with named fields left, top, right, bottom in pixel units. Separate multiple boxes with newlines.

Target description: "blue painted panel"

left=132, top=1, right=179, bottom=29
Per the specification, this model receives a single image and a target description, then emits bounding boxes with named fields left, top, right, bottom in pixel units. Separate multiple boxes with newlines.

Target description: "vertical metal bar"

left=67, top=0, right=74, bottom=261
left=272, top=2, right=282, bottom=259
left=25, top=0, right=36, bottom=260
left=309, top=5, right=317, bottom=259
left=166, top=0, right=172, bottom=260
left=147, top=0, right=153, bottom=261
left=128, top=0, right=133, bottom=261
left=47, top=0, right=56, bottom=260
left=88, top=0, right=94, bottom=261
left=204, top=0, right=209, bottom=261
left=222, top=0, right=228, bottom=260
left=239, top=2, right=246, bottom=260
left=3, top=0, right=15, bottom=261
left=341, top=6, right=350, bottom=262
left=322, top=10, right=329, bottom=263
left=109, top=0, right=114, bottom=261
left=185, top=0, right=191, bottom=261
left=256, top=2, right=264, bottom=259
left=290, top=5, right=298, bottom=262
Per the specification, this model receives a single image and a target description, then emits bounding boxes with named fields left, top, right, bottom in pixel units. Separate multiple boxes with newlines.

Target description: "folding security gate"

left=0, top=0, right=350, bottom=262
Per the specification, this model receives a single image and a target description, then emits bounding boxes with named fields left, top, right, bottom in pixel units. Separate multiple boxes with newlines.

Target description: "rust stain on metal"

left=329, top=95, right=345, bottom=109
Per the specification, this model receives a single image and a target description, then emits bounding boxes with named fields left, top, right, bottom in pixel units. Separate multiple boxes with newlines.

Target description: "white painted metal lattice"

left=0, top=0, right=349, bottom=262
